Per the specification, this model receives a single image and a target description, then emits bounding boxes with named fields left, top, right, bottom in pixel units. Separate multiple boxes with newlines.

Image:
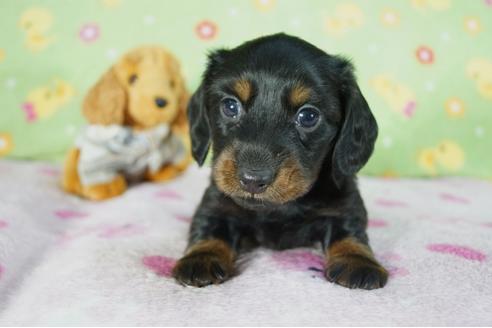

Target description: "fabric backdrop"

left=0, top=0, right=491, bottom=178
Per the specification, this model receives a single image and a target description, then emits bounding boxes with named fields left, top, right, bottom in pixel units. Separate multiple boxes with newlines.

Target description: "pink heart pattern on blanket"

left=142, top=256, right=177, bottom=277
left=426, top=243, right=486, bottom=262
left=54, top=210, right=89, bottom=220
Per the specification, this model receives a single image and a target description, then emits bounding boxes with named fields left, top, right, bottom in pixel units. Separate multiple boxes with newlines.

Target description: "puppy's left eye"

left=295, top=106, right=320, bottom=130
left=221, top=97, right=242, bottom=119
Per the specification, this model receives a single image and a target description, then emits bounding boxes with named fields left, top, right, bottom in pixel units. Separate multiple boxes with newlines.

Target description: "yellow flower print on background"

left=254, top=0, right=276, bottom=12
left=467, top=58, right=492, bottom=101
left=418, top=140, right=465, bottom=175
left=325, top=3, right=364, bottom=37
left=102, top=0, right=121, bottom=8
left=445, top=97, right=465, bottom=118
left=464, top=17, right=481, bottom=36
left=411, top=0, right=451, bottom=11
left=0, top=49, right=5, bottom=62
left=23, top=79, right=75, bottom=122
left=18, top=7, right=55, bottom=52
left=0, top=133, right=13, bottom=156
left=380, top=8, right=400, bottom=27
left=370, top=75, right=417, bottom=118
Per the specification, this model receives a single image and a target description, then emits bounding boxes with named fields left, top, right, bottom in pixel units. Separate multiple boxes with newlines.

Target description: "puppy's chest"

left=241, top=213, right=325, bottom=250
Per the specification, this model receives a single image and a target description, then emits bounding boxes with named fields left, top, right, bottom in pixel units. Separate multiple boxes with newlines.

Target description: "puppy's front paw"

left=172, top=252, right=233, bottom=287
left=172, top=239, right=235, bottom=287
left=325, top=255, right=388, bottom=290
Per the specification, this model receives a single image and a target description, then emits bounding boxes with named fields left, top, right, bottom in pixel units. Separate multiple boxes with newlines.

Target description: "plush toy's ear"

left=83, top=68, right=127, bottom=125
left=331, top=59, right=378, bottom=188
left=187, top=84, right=210, bottom=166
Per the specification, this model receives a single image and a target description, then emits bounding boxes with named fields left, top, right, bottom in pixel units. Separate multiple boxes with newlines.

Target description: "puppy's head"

left=83, top=46, right=188, bottom=129
left=189, top=34, right=377, bottom=210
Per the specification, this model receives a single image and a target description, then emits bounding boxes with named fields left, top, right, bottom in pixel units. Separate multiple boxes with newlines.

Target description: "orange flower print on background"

left=0, top=133, right=13, bottom=156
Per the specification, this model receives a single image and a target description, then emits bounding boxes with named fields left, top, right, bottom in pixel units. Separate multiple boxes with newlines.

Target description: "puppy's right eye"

left=221, top=97, right=242, bottom=119
left=128, top=74, right=138, bottom=85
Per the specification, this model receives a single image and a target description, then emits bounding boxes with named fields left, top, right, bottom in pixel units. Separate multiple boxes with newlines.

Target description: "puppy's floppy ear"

left=187, top=84, right=210, bottom=166
left=83, top=68, right=126, bottom=125
left=187, top=49, right=229, bottom=166
left=331, top=59, right=378, bottom=187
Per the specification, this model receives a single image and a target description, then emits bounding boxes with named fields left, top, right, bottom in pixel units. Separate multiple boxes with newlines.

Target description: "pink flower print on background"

left=21, top=102, right=37, bottom=122
left=79, top=24, right=100, bottom=43
left=0, top=220, right=7, bottom=229
left=272, top=250, right=325, bottom=277
left=142, top=256, right=176, bottom=278
left=54, top=210, right=89, bottom=220
left=427, top=243, right=486, bottom=262
left=416, top=46, right=434, bottom=65
left=0, top=264, right=4, bottom=279
left=403, top=100, right=416, bottom=118
left=195, top=20, right=218, bottom=40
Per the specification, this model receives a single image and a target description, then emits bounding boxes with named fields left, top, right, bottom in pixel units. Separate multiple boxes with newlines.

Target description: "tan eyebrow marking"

left=233, top=79, right=252, bottom=103
left=289, top=84, right=311, bottom=107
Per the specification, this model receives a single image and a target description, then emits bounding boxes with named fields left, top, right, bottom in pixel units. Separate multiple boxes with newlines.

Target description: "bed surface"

left=0, top=160, right=491, bottom=325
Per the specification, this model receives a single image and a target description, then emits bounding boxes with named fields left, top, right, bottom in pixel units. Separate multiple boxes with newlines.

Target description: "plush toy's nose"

left=155, top=97, right=168, bottom=108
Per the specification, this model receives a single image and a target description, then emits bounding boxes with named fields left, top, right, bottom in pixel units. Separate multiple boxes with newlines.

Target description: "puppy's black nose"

left=239, top=169, right=273, bottom=194
left=155, top=97, right=168, bottom=108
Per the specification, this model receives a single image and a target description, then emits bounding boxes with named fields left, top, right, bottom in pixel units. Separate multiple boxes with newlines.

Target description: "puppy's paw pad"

left=172, top=253, right=233, bottom=287
left=325, top=255, right=388, bottom=290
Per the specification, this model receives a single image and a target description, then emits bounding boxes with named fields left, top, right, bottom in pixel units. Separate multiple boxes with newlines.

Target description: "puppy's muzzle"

left=238, top=168, right=274, bottom=194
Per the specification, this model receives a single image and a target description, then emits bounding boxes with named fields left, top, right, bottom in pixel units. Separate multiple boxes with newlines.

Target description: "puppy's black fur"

left=173, top=33, right=388, bottom=290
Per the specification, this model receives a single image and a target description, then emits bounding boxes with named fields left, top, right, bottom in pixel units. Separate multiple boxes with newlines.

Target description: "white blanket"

left=0, top=160, right=491, bottom=325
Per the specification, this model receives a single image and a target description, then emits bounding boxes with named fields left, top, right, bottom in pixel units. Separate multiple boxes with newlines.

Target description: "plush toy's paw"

left=172, top=240, right=235, bottom=287
left=146, top=158, right=191, bottom=182
left=81, top=175, right=127, bottom=201
left=62, top=148, right=82, bottom=194
left=325, top=255, right=388, bottom=290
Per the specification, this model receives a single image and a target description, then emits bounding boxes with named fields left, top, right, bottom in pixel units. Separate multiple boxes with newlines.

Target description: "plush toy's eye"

left=128, top=74, right=138, bottom=85
left=221, top=97, right=242, bottom=119
left=295, top=106, right=320, bottom=130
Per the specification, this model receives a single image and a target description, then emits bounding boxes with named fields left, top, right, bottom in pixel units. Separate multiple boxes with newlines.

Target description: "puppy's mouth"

left=213, top=148, right=313, bottom=209
left=230, top=195, right=275, bottom=210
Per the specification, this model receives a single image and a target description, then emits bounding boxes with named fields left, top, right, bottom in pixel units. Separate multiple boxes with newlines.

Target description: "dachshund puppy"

left=173, top=33, right=388, bottom=290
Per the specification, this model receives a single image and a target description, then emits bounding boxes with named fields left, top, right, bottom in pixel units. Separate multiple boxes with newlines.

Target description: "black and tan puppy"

left=173, top=33, right=388, bottom=290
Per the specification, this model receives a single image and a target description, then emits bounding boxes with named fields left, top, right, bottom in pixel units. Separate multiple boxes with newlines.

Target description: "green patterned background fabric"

left=1, top=0, right=491, bottom=178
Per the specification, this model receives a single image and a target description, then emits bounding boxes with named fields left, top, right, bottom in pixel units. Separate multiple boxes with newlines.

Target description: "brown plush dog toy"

left=62, top=46, right=192, bottom=200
